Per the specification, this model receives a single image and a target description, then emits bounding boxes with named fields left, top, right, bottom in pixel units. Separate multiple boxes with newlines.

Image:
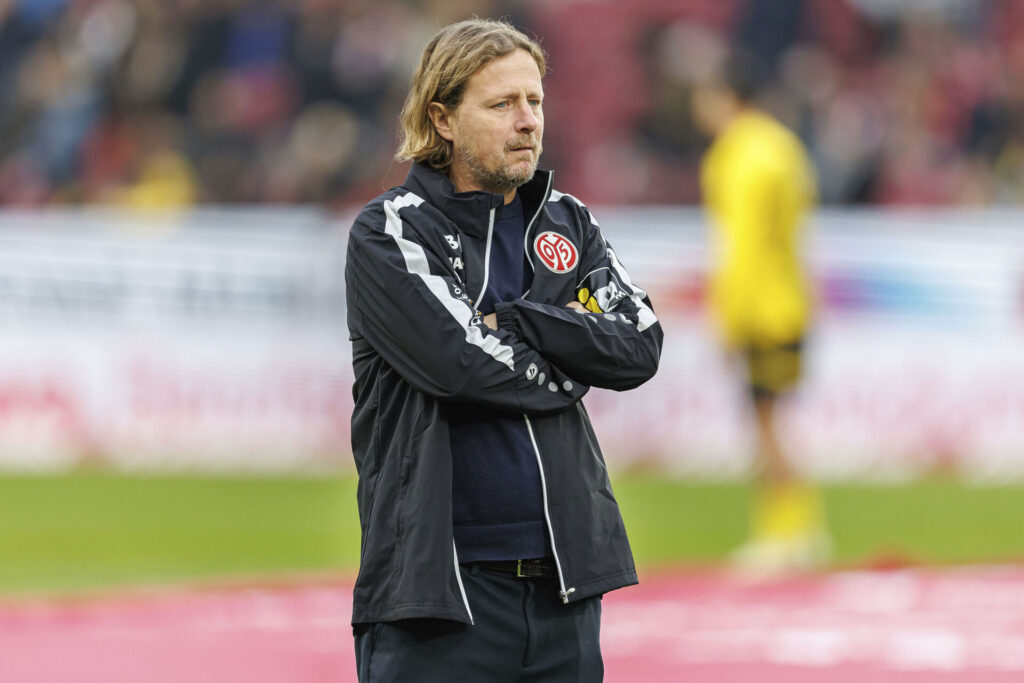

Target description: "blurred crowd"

left=538, top=0, right=1024, bottom=205
left=0, top=0, right=508, bottom=208
left=2, top=0, right=1024, bottom=208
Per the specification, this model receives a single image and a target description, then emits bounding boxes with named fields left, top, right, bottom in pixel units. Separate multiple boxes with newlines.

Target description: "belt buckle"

left=516, top=559, right=526, bottom=578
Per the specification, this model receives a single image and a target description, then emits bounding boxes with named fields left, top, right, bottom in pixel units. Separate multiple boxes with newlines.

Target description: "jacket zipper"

left=523, top=414, right=574, bottom=603
left=521, top=173, right=554, bottom=297
left=452, top=541, right=474, bottom=624
left=519, top=177, right=572, bottom=602
left=451, top=206, right=497, bottom=625
left=472, top=208, right=497, bottom=306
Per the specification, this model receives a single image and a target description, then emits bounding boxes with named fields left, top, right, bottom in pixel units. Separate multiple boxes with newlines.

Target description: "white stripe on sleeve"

left=557, top=189, right=658, bottom=334
left=606, top=246, right=658, bottom=332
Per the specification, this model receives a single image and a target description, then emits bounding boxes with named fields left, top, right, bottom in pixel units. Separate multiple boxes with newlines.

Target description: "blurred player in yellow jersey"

left=694, top=53, right=830, bottom=574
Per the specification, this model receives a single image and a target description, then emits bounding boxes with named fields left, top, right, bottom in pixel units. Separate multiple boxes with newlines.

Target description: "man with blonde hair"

left=345, top=17, right=663, bottom=681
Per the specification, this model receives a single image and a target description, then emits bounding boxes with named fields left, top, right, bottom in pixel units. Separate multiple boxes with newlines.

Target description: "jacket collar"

left=404, top=162, right=553, bottom=237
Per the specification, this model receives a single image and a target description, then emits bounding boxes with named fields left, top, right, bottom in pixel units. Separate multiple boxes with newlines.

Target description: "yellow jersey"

left=701, top=109, right=816, bottom=348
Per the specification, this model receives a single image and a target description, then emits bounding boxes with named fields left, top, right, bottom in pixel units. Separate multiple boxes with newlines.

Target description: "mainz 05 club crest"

left=533, top=231, right=578, bottom=273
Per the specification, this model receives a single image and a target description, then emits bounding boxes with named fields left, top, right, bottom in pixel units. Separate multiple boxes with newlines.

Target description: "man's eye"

left=529, top=100, right=542, bottom=108
left=494, top=101, right=509, bottom=109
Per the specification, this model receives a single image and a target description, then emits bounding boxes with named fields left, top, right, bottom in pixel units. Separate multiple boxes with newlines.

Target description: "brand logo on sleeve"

left=533, top=232, right=578, bottom=274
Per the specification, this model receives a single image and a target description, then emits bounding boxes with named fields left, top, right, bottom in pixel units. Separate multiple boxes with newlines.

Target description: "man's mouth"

left=508, top=138, right=536, bottom=153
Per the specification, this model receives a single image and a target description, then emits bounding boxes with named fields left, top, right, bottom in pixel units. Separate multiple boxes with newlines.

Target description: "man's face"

left=432, top=49, right=544, bottom=199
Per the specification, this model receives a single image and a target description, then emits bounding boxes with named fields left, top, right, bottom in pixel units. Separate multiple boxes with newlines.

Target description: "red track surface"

left=3, top=567, right=1024, bottom=682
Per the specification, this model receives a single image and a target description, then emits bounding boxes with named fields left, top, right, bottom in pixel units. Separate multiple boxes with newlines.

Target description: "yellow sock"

left=751, top=480, right=826, bottom=542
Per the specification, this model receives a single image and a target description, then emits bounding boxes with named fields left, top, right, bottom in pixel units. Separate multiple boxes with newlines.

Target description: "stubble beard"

left=459, top=137, right=539, bottom=195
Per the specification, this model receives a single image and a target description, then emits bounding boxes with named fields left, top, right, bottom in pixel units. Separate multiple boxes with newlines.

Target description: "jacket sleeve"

left=493, top=203, right=663, bottom=391
left=346, top=196, right=588, bottom=414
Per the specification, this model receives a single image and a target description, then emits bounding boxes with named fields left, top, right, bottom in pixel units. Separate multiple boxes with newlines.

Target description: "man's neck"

left=724, top=100, right=758, bottom=130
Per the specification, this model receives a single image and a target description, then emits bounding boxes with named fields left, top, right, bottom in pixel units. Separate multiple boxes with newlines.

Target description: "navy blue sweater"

left=449, top=195, right=549, bottom=563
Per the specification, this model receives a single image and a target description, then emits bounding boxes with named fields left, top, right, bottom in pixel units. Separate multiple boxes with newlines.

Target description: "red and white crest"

left=533, top=232, right=578, bottom=274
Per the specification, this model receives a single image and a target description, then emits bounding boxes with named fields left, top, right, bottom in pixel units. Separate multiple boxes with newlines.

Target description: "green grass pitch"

left=1, top=470, right=1024, bottom=595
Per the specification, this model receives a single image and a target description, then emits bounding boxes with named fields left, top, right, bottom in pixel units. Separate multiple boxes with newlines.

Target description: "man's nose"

left=516, top=103, right=539, bottom=132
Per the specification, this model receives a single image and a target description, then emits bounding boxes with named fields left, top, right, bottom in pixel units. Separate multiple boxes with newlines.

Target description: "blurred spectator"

left=3, top=0, right=1024, bottom=207
left=695, top=49, right=830, bottom=574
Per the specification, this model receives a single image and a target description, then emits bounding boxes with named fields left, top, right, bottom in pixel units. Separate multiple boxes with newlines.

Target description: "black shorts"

left=743, top=339, right=804, bottom=401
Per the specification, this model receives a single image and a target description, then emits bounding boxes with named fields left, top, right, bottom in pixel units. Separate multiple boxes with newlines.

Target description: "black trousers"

left=354, top=564, right=603, bottom=682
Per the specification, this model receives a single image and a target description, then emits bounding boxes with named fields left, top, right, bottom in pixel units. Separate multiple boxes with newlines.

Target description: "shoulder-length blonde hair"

left=396, top=18, right=546, bottom=172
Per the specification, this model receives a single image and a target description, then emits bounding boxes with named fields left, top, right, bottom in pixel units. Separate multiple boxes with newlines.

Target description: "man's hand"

left=566, top=301, right=587, bottom=313
left=483, top=313, right=498, bottom=329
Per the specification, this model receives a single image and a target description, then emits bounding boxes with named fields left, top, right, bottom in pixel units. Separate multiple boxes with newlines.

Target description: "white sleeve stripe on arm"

left=607, top=246, right=658, bottom=332
left=556, top=187, right=658, bottom=333
left=550, top=190, right=602, bottom=229
left=383, top=193, right=515, bottom=371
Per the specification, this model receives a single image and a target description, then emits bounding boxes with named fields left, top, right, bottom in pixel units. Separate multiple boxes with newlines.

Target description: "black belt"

left=474, top=558, right=556, bottom=579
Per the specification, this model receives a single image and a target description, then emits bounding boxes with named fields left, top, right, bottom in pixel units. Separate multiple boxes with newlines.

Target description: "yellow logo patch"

left=576, top=288, right=604, bottom=314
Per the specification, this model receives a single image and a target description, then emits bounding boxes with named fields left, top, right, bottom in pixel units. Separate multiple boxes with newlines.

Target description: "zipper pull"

left=559, top=587, right=576, bottom=604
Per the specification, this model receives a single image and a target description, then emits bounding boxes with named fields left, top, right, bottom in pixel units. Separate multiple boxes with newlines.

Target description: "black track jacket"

left=345, top=162, right=663, bottom=625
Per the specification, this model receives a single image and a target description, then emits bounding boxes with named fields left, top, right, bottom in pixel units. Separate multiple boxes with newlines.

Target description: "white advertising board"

left=0, top=206, right=1022, bottom=480
left=0, top=208, right=350, bottom=472
left=591, top=207, right=1024, bottom=481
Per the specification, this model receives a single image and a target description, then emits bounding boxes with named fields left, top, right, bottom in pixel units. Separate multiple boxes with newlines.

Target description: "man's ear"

left=428, top=102, right=455, bottom=142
